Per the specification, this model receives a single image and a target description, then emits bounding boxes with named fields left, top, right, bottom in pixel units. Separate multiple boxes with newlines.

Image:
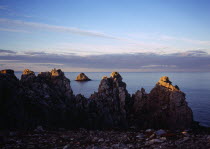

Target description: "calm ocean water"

left=15, top=72, right=210, bottom=127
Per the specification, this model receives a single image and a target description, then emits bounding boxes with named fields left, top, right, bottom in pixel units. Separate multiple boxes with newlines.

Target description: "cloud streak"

left=0, top=5, right=8, bottom=10
left=160, top=35, right=210, bottom=46
left=0, top=49, right=16, bottom=54
left=0, top=27, right=30, bottom=33
left=0, top=18, right=120, bottom=39
left=0, top=49, right=210, bottom=72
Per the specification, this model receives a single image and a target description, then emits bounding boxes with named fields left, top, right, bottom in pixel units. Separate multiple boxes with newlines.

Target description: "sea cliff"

left=0, top=69, right=193, bottom=130
left=1, top=69, right=210, bottom=148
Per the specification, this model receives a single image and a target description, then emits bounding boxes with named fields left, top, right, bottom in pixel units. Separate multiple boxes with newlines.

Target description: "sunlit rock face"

left=21, top=69, right=36, bottom=83
left=88, top=72, right=131, bottom=129
left=157, top=76, right=179, bottom=91
left=130, top=76, right=193, bottom=129
left=75, top=73, right=91, bottom=81
left=0, top=69, right=15, bottom=75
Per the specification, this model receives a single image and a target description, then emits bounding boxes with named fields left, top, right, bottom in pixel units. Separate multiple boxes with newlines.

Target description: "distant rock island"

left=75, top=72, right=91, bottom=81
left=0, top=69, right=194, bottom=130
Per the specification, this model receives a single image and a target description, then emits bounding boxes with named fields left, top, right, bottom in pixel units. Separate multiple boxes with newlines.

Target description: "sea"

left=15, top=72, right=210, bottom=127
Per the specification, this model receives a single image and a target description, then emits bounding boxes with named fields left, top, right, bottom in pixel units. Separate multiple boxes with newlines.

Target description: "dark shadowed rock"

left=0, top=69, right=194, bottom=130
left=88, top=72, right=131, bottom=129
left=75, top=73, right=91, bottom=81
left=0, top=69, right=24, bottom=129
left=20, top=68, right=75, bottom=128
left=0, top=68, right=77, bottom=129
left=130, top=76, right=193, bottom=129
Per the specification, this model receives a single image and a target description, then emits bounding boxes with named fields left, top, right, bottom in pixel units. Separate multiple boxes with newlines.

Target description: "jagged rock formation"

left=0, top=69, right=193, bottom=130
left=21, top=69, right=36, bottom=83
left=20, top=68, right=76, bottom=128
left=75, top=73, right=91, bottom=81
left=131, top=76, right=193, bottom=129
left=0, top=70, right=25, bottom=129
left=88, top=72, right=131, bottom=129
left=157, top=76, right=179, bottom=91
left=0, top=68, right=77, bottom=129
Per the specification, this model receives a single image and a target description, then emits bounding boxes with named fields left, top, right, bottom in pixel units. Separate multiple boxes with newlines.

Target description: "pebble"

left=98, top=138, right=104, bottom=142
left=145, top=138, right=165, bottom=145
left=34, top=126, right=44, bottom=132
left=145, top=129, right=153, bottom=133
left=63, top=144, right=71, bottom=149
left=149, top=133, right=155, bottom=139
left=136, top=133, right=145, bottom=139
left=155, top=129, right=167, bottom=136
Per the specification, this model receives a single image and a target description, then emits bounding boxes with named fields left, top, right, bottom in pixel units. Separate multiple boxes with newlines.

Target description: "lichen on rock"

left=157, top=76, right=179, bottom=91
left=21, top=69, right=36, bottom=82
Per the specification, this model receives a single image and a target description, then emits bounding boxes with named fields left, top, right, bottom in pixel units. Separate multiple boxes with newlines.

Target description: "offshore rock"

left=75, top=73, right=91, bottom=81
left=131, top=76, right=193, bottom=129
left=89, top=72, right=131, bottom=129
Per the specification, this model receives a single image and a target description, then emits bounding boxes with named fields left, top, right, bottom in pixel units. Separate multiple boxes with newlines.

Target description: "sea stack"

left=75, top=73, right=91, bottom=81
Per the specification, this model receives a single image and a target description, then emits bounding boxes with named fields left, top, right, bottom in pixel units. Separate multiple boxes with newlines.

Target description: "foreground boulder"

left=131, top=76, right=193, bottom=129
left=75, top=73, right=91, bottom=81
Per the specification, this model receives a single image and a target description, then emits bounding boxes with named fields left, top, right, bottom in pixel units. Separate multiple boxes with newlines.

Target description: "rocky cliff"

left=0, top=69, right=25, bottom=129
left=88, top=72, right=131, bottom=129
left=0, top=69, right=193, bottom=130
left=0, top=69, right=77, bottom=129
left=131, top=76, right=193, bottom=129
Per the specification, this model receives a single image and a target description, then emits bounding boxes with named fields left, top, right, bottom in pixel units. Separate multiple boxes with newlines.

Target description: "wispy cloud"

left=160, top=35, right=210, bottom=46
left=0, top=27, right=30, bottom=33
left=141, top=65, right=177, bottom=68
left=0, top=5, right=8, bottom=10
left=0, top=18, right=120, bottom=39
left=170, top=50, right=209, bottom=57
left=128, top=33, right=210, bottom=47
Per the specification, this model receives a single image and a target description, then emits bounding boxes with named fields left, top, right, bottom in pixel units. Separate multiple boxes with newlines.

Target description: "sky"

left=0, top=0, right=210, bottom=72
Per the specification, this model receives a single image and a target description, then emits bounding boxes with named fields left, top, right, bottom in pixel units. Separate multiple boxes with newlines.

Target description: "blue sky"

left=0, top=0, right=210, bottom=72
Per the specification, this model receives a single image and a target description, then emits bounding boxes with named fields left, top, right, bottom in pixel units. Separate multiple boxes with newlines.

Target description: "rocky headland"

left=0, top=69, right=209, bottom=148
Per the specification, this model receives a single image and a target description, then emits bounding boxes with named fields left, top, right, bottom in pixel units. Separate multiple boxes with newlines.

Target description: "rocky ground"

left=1, top=128, right=210, bottom=149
